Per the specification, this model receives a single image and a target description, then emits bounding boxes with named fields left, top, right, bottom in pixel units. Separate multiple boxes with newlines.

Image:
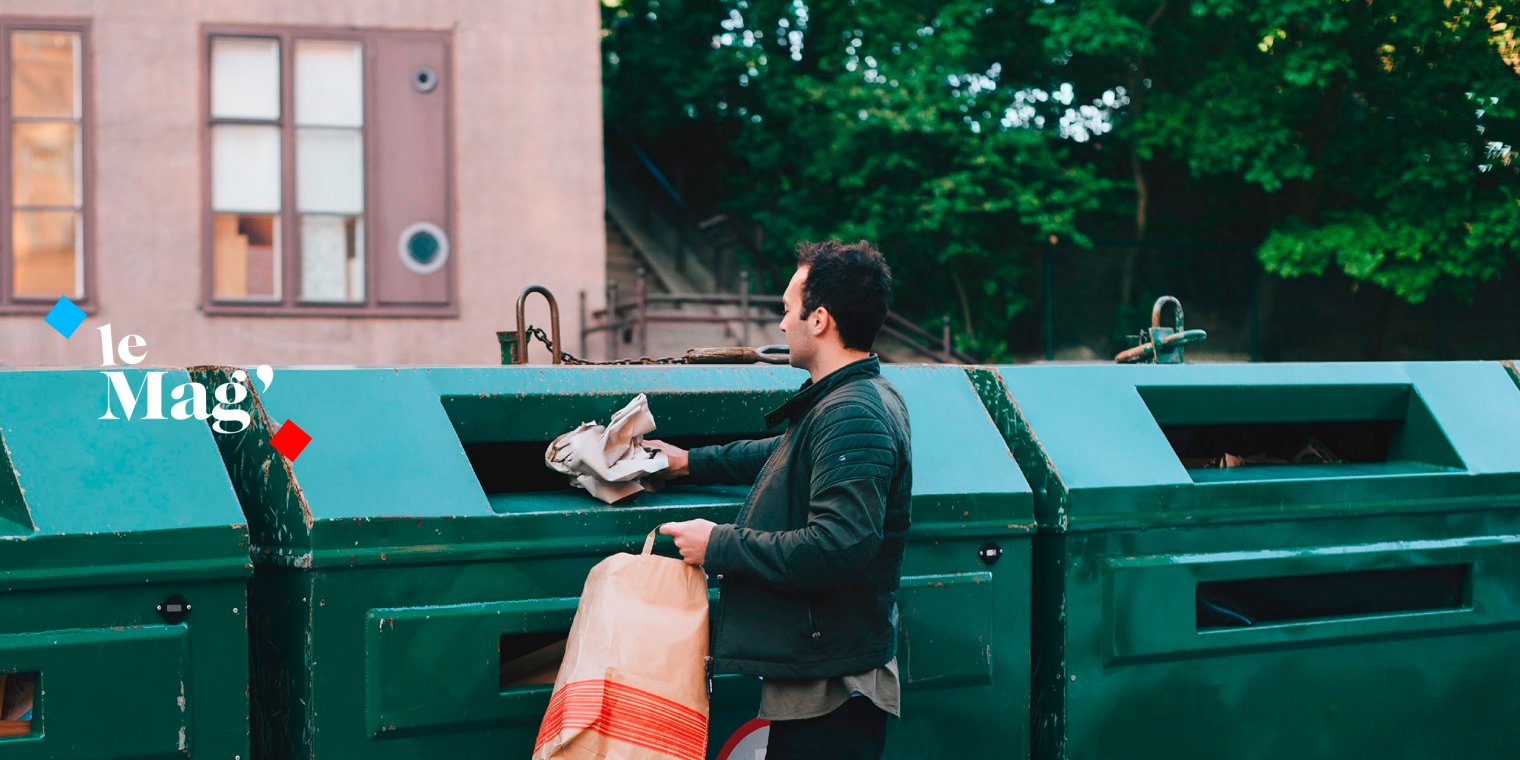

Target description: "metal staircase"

left=597, top=123, right=972, bottom=364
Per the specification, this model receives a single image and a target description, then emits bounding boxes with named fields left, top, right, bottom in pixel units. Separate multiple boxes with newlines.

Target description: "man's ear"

left=810, top=307, right=831, bottom=338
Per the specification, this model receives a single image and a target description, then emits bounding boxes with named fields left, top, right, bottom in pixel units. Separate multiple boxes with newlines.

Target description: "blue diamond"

left=44, top=297, right=87, bottom=339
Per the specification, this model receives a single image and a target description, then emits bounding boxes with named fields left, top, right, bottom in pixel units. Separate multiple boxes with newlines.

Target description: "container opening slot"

left=0, top=671, right=37, bottom=739
left=1135, top=384, right=1464, bottom=479
left=1196, top=564, right=1469, bottom=630
left=462, top=434, right=769, bottom=496
left=439, top=391, right=785, bottom=508
left=1160, top=420, right=1400, bottom=469
left=500, top=632, right=568, bottom=689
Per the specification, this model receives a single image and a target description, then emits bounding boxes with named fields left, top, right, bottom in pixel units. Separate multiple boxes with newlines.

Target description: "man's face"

left=779, top=266, right=817, bottom=370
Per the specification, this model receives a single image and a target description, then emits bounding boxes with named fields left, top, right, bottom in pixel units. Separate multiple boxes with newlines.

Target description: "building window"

left=1, top=20, right=90, bottom=310
left=204, top=28, right=453, bottom=315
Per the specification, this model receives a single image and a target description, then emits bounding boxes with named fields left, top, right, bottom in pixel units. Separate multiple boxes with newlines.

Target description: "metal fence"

left=1021, top=241, right=1520, bottom=363
left=581, top=269, right=974, bottom=363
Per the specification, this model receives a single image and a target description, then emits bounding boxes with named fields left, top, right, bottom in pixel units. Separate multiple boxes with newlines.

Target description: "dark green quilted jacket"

left=689, top=356, right=912, bottom=679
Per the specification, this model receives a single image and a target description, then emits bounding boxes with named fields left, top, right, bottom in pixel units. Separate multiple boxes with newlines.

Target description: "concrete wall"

left=0, top=0, right=604, bottom=367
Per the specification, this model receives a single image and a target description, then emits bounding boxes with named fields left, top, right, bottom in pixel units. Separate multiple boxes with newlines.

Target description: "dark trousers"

left=766, top=696, right=889, bottom=760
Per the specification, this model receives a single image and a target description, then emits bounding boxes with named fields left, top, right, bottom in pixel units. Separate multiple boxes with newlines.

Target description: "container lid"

left=195, top=364, right=1032, bottom=568
left=987, top=362, right=1520, bottom=532
left=0, top=370, right=250, bottom=590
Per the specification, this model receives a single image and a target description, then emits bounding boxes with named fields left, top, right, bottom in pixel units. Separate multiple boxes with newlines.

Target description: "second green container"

left=976, top=361, right=1520, bottom=759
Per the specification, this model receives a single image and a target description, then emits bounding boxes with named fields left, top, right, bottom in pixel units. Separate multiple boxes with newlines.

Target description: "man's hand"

left=644, top=439, right=689, bottom=480
left=659, top=519, right=716, bottom=566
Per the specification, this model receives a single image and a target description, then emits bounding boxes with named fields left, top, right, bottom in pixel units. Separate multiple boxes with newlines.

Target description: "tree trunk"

left=1118, top=1, right=1167, bottom=331
left=1120, top=150, right=1149, bottom=314
left=951, top=270, right=976, bottom=341
left=1253, top=268, right=1279, bottom=360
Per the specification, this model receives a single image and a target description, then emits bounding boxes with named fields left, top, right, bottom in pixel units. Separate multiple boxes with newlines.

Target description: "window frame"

left=200, top=24, right=456, bottom=318
left=0, top=17, right=94, bottom=314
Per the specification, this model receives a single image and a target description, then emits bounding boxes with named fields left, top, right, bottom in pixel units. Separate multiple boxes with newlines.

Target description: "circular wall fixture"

left=397, top=222, right=449, bottom=275
left=412, top=66, right=439, bottom=93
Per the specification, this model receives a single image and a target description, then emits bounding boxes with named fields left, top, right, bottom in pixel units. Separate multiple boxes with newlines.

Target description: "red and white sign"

left=715, top=718, right=770, bottom=760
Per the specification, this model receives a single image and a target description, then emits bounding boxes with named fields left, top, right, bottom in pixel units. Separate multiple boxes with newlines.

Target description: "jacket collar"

left=765, top=355, right=881, bottom=428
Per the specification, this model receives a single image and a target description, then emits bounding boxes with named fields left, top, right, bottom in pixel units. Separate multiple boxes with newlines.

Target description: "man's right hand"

left=644, top=439, right=689, bottom=480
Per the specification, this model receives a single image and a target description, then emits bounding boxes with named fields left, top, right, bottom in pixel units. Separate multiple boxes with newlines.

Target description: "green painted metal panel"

left=1103, top=535, right=1517, bottom=662
left=894, top=538, right=1032, bottom=757
left=427, top=365, right=805, bottom=442
left=199, top=363, right=1033, bottom=760
left=1038, top=515, right=1520, bottom=759
left=981, top=362, right=1520, bottom=531
left=0, top=369, right=247, bottom=538
left=0, top=369, right=252, bottom=759
left=0, top=625, right=188, bottom=758
left=883, top=365, right=1034, bottom=529
left=365, top=597, right=580, bottom=735
left=884, top=367, right=1034, bottom=759
left=0, top=580, right=249, bottom=760
left=974, top=362, right=1520, bottom=760
left=227, top=367, right=492, bottom=523
left=897, top=572, right=994, bottom=686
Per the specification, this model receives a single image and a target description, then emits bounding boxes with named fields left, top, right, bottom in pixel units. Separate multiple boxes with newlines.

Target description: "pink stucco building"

left=0, top=1, right=605, bottom=367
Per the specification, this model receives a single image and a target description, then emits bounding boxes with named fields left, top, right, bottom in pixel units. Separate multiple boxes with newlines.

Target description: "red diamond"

left=269, top=419, right=312, bottom=462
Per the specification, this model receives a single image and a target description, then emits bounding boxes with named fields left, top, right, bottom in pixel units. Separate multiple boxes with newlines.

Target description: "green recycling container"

left=0, top=369, right=251, bottom=759
left=972, top=362, right=1520, bottom=759
left=192, top=363, right=1032, bottom=759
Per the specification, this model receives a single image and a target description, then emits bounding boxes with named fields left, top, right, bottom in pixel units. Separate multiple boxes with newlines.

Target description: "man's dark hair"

left=795, top=240, right=892, bottom=351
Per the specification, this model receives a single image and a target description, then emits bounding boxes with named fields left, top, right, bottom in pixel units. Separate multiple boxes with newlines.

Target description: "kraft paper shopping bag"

left=533, top=528, right=709, bottom=759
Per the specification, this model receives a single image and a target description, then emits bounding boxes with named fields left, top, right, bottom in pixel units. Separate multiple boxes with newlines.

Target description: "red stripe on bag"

left=538, top=682, right=707, bottom=754
left=535, top=679, right=707, bottom=759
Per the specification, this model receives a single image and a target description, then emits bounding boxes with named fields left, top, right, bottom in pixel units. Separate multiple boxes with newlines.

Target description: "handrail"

left=883, top=311, right=976, bottom=363
left=883, top=312, right=939, bottom=345
left=588, top=274, right=972, bottom=364
left=646, top=293, right=781, bottom=306
left=607, top=122, right=705, bottom=229
left=608, top=120, right=754, bottom=290
left=879, top=323, right=961, bottom=364
left=603, top=125, right=973, bottom=363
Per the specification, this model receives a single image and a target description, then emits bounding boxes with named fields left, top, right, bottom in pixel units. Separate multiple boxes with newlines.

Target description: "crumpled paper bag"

left=545, top=394, right=670, bottom=503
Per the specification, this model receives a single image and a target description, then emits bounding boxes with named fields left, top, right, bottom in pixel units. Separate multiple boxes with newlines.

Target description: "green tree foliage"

left=1129, top=0, right=1520, bottom=303
left=606, top=0, right=1126, bottom=359
left=604, top=0, right=1520, bottom=358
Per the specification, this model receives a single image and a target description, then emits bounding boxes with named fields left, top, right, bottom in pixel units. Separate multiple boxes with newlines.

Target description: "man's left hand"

left=659, top=519, right=716, bottom=566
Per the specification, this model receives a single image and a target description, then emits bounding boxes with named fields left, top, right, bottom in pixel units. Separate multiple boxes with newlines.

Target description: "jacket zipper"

left=732, top=438, right=783, bottom=529
left=712, top=438, right=786, bottom=667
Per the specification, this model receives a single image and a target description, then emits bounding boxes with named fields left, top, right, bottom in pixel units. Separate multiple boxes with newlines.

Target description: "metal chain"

left=525, top=326, right=689, bottom=365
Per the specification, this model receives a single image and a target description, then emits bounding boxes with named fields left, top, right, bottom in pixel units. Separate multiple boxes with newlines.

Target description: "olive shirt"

left=759, top=657, right=901, bottom=721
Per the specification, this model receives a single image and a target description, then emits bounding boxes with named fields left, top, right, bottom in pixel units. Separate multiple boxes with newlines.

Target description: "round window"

left=412, top=66, right=439, bottom=93
left=397, top=222, right=450, bottom=275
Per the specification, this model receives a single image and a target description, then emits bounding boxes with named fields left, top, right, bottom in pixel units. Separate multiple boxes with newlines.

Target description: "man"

left=648, top=240, right=912, bottom=760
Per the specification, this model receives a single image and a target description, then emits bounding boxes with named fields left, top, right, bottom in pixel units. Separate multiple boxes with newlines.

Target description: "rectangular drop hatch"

left=438, top=395, right=766, bottom=513
left=1198, top=565, right=1470, bottom=630
left=1138, top=384, right=1466, bottom=483
left=0, top=672, right=36, bottom=739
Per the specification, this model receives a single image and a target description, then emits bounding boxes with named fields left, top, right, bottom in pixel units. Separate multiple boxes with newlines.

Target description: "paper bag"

left=533, top=529, right=709, bottom=760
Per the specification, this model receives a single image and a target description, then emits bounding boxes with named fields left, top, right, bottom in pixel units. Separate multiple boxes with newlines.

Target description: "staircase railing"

left=603, top=122, right=972, bottom=363
left=606, top=123, right=762, bottom=292
left=582, top=269, right=973, bottom=363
